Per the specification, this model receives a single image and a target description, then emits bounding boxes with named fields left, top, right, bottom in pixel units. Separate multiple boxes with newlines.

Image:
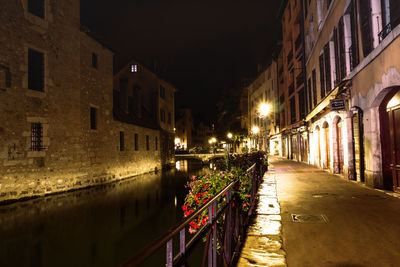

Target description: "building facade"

left=0, top=0, right=174, bottom=203
left=277, top=0, right=400, bottom=192
left=113, top=59, right=176, bottom=168
left=175, top=108, right=194, bottom=151
left=247, top=61, right=279, bottom=154
left=280, top=0, right=309, bottom=163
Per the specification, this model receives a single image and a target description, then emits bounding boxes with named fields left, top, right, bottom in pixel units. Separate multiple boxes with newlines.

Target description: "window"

left=120, top=131, right=125, bottom=151
left=160, top=109, right=166, bottom=122
left=290, top=97, right=296, bottom=124
left=130, top=64, right=138, bottom=73
left=168, top=112, right=171, bottom=125
left=28, top=48, right=44, bottom=91
left=0, top=65, right=11, bottom=90
left=323, top=43, right=331, bottom=92
left=160, top=85, right=166, bottom=99
left=90, top=107, right=97, bottom=130
left=146, top=135, right=149, bottom=151
left=307, top=77, right=312, bottom=110
left=299, top=88, right=306, bottom=119
left=92, top=53, right=98, bottom=69
left=312, top=69, right=317, bottom=106
left=31, top=123, right=43, bottom=151
left=134, top=133, right=139, bottom=151
left=319, top=53, right=325, bottom=99
left=28, top=0, right=44, bottom=18
left=359, top=0, right=373, bottom=57
left=155, top=136, right=158, bottom=151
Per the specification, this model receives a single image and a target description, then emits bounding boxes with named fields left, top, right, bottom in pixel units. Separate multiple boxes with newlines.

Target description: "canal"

left=0, top=159, right=210, bottom=267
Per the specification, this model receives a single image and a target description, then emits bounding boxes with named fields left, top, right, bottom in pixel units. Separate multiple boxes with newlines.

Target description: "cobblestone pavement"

left=237, top=165, right=287, bottom=267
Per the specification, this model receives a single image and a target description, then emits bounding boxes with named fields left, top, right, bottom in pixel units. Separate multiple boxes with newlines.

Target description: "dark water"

left=0, top=160, right=209, bottom=267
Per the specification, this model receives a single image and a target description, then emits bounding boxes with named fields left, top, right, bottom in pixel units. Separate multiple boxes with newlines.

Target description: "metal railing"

left=122, top=162, right=264, bottom=267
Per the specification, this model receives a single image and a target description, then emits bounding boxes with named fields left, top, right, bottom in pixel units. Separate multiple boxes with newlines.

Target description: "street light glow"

left=227, top=132, right=233, bottom=139
left=251, top=126, right=260, bottom=134
left=258, top=102, right=271, bottom=118
left=174, top=137, right=181, bottom=145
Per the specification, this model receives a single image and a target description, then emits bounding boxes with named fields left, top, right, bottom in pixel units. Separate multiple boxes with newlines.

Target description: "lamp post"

left=251, top=125, right=260, bottom=151
left=256, top=102, right=271, bottom=153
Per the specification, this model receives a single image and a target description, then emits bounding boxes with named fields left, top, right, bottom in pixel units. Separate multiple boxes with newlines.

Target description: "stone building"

left=300, top=0, right=400, bottom=192
left=278, top=0, right=309, bottom=163
left=113, top=59, right=176, bottom=168
left=247, top=61, right=279, bottom=155
left=175, top=108, right=194, bottom=150
left=0, top=0, right=174, bottom=203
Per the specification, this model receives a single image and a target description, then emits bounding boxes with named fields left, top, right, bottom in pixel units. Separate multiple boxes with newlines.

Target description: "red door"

left=388, top=107, right=400, bottom=192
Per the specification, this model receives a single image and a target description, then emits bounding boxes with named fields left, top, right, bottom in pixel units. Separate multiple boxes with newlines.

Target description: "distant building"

left=192, top=122, right=213, bottom=151
left=175, top=108, right=194, bottom=150
left=247, top=61, right=278, bottom=154
left=114, top=59, right=176, bottom=167
left=0, top=0, right=175, bottom=203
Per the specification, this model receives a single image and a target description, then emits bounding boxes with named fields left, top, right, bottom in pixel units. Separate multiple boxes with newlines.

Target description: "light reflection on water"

left=0, top=160, right=208, bottom=267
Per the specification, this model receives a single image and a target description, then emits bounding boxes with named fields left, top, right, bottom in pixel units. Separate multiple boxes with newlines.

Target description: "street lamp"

left=227, top=132, right=233, bottom=139
left=251, top=126, right=260, bottom=135
left=256, top=102, right=271, bottom=152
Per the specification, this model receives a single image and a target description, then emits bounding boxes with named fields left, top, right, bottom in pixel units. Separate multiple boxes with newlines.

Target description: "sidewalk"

left=238, top=157, right=400, bottom=267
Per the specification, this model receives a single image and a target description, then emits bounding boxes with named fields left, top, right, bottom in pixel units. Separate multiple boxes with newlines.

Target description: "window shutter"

left=324, top=44, right=331, bottom=92
left=350, top=0, right=359, bottom=70
left=28, top=0, right=44, bottom=18
left=338, top=17, right=346, bottom=80
left=312, top=69, right=317, bottom=107
left=319, top=53, right=325, bottom=99
left=333, top=27, right=340, bottom=84
left=359, top=0, right=373, bottom=57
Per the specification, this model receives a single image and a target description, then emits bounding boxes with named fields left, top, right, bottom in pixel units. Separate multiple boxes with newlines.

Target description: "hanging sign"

left=330, top=99, right=345, bottom=111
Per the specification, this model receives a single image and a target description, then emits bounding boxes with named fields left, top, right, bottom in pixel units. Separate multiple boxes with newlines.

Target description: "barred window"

left=31, top=123, right=43, bottom=151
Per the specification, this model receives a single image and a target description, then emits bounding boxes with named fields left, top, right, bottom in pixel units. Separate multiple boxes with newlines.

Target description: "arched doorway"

left=380, top=88, right=400, bottom=192
left=352, top=107, right=365, bottom=182
left=315, top=126, right=321, bottom=167
left=322, top=122, right=330, bottom=169
left=333, top=116, right=344, bottom=174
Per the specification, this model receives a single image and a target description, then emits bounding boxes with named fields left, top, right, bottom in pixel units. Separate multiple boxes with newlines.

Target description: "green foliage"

left=182, top=152, right=267, bottom=234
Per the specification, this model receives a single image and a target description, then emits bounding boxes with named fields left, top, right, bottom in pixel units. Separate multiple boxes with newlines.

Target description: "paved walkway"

left=238, top=157, right=400, bottom=267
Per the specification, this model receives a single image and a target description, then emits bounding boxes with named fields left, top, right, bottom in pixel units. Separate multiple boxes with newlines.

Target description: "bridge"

left=175, top=153, right=224, bottom=163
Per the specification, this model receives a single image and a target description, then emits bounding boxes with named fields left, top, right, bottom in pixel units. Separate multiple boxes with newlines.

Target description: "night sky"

left=80, top=0, right=282, bottom=127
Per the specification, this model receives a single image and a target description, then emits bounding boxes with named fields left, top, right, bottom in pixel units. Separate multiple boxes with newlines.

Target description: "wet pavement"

left=238, top=157, right=400, bottom=267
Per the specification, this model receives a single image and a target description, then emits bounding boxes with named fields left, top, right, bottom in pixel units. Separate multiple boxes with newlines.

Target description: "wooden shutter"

left=350, top=0, right=359, bottom=69
left=338, top=17, right=346, bottom=80
left=319, top=53, right=325, bottom=99
left=359, top=0, right=373, bottom=57
left=312, top=69, right=317, bottom=107
left=333, top=27, right=340, bottom=84
left=324, top=44, right=331, bottom=92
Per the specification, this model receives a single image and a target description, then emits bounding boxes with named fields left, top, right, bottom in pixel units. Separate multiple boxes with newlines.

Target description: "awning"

left=306, top=80, right=350, bottom=122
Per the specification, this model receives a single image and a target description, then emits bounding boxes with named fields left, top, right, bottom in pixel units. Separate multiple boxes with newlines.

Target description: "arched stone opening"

left=351, top=106, right=365, bottom=182
left=332, top=116, right=344, bottom=174
left=315, top=125, right=321, bottom=167
left=322, top=121, right=330, bottom=170
left=377, top=87, right=400, bottom=191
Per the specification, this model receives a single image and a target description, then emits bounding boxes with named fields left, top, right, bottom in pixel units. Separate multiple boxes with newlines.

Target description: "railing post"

left=166, top=239, right=173, bottom=267
left=212, top=201, right=217, bottom=267
left=180, top=228, right=185, bottom=266
left=208, top=204, right=213, bottom=267
left=224, top=188, right=232, bottom=263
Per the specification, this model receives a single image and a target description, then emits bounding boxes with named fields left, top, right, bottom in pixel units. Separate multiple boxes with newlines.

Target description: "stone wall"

left=0, top=0, right=166, bottom=203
